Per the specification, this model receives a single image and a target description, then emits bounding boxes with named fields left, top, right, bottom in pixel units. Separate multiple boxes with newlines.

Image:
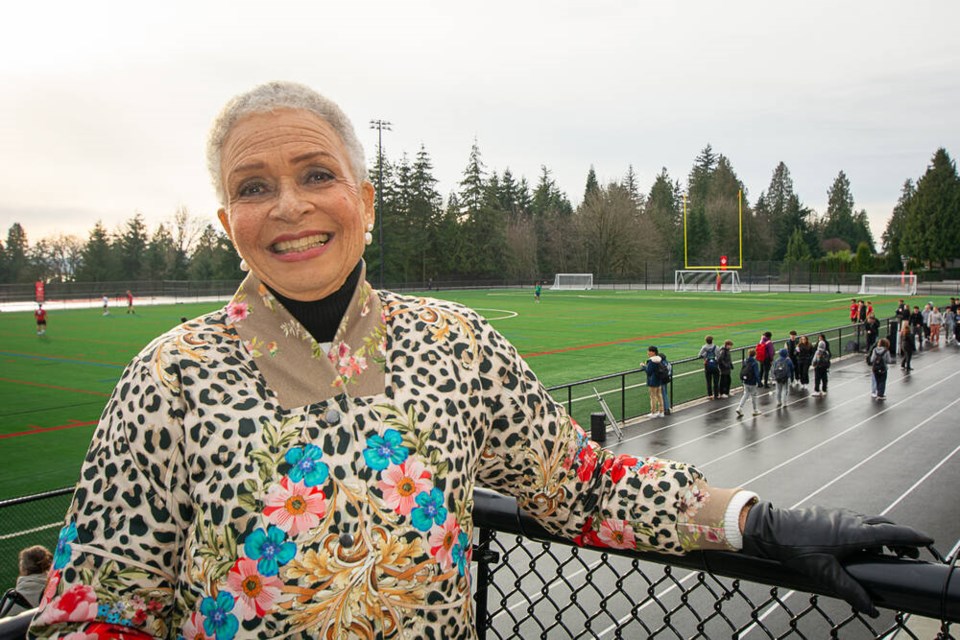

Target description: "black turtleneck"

left=266, top=261, right=363, bottom=344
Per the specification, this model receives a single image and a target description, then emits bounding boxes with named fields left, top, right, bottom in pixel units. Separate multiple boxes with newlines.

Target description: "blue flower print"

left=200, top=592, right=239, bottom=640
left=452, top=531, right=470, bottom=576
left=411, top=488, right=447, bottom=532
left=363, top=429, right=409, bottom=471
left=97, top=604, right=111, bottom=618
left=53, top=522, right=78, bottom=570
left=244, top=525, right=296, bottom=577
left=285, top=444, right=329, bottom=487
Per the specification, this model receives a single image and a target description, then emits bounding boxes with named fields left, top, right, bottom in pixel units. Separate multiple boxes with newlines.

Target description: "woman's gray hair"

left=207, top=81, right=368, bottom=205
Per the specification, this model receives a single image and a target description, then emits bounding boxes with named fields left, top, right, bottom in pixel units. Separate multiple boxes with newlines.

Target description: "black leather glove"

left=742, top=501, right=934, bottom=617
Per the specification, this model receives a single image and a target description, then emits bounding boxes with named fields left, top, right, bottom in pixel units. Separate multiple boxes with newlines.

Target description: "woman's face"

left=217, top=109, right=375, bottom=301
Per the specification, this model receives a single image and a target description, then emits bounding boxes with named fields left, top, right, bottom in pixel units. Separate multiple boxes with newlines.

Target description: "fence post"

left=591, top=412, right=606, bottom=443
left=472, top=527, right=498, bottom=640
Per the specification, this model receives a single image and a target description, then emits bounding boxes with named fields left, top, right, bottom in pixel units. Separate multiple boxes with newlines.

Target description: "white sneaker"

left=736, top=409, right=743, bottom=417
left=871, top=392, right=877, bottom=398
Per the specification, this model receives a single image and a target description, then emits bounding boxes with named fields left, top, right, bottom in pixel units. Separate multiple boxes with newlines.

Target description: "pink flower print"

left=35, top=584, right=98, bottom=625
left=263, top=476, right=326, bottom=537
left=597, top=519, right=636, bottom=550
left=378, top=458, right=433, bottom=515
left=428, top=516, right=461, bottom=571
left=40, top=569, right=60, bottom=606
left=226, top=301, right=249, bottom=324
left=224, top=557, right=284, bottom=621
left=328, top=341, right=368, bottom=381
left=61, top=633, right=99, bottom=640
left=180, top=610, right=212, bottom=640
left=676, top=486, right=708, bottom=519
left=266, top=341, right=279, bottom=357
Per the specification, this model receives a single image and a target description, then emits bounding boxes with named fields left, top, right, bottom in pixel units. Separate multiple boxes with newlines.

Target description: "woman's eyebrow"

left=291, top=150, right=336, bottom=164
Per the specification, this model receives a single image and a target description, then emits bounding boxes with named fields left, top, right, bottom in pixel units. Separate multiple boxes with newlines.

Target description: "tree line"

left=0, top=145, right=957, bottom=286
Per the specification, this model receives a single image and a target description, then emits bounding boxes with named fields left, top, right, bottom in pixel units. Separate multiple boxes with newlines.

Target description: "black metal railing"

left=471, top=488, right=959, bottom=640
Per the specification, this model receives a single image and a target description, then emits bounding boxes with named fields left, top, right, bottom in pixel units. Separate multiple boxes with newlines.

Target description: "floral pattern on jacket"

left=30, top=270, right=744, bottom=640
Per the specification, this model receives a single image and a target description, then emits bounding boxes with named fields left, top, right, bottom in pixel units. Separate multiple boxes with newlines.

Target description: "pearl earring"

left=239, top=258, right=249, bottom=272
left=364, top=223, right=374, bottom=246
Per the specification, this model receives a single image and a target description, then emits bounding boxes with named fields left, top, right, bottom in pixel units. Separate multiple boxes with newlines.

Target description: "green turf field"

left=0, top=289, right=907, bottom=501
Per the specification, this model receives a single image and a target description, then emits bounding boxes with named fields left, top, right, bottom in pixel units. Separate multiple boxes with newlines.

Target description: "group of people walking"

left=646, top=296, right=959, bottom=419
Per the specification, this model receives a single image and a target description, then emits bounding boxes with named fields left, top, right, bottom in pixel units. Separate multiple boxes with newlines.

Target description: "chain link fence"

left=0, top=488, right=73, bottom=596
left=473, top=490, right=959, bottom=640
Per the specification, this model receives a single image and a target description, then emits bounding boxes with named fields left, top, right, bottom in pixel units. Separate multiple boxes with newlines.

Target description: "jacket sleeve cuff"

left=723, top=490, right=760, bottom=550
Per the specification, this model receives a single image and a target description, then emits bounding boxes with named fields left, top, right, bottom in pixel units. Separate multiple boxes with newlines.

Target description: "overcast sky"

left=2, top=0, right=957, bottom=247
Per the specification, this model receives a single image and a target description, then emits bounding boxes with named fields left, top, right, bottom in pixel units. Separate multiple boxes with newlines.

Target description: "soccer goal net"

left=858, top=274, right=918, bottom=295
left=675, top=270, right=743, bottom=293
left=551, top=273, right=594, bottom=290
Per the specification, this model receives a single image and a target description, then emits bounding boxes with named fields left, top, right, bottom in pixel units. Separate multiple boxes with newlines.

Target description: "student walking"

left=736, top=349, right=762, bottom=417
left=796, top=335, right=814, bottom=388
left=34, top=304, right=47, bottom=336
left=910, top=306, right=924, bottom=352
left=534, top=281, right=542, bottom=303
left=786, top=331, right=799, bottom=384
left=756, top=332, right=774, bottom=388
left=698, top=336, right=721, bottom=399
left=929, top=306, right=943, bottom=345
left=641, top=346, right=666, bottom=418
left=717, top=340, right=734, bottom=398
left=772, top=348, right=794, bottom=407
left=900, top=322, right=915, bottom=370
left=812, top=340, right=831, bottom=396
left=868, top=338, right=895, bottom=400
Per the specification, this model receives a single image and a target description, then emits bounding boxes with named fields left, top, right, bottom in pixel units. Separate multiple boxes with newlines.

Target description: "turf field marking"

left=0, top=351, right=126, bottom=368
left=0, top=522, right=63, bottom=541
left=520, top=305, right=849, bottom=358
left=0, top=419, right=99, bottom=440
left=473, top=308, right=518, bottom=321
left=0, top=377, right=110, bottom=398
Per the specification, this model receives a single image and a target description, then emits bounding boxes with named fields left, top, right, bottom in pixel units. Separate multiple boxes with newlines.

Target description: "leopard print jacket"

left=30, top=273, right=743, bottom=640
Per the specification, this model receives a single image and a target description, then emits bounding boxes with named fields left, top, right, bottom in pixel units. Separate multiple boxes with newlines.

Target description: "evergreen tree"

left=145, top=223, right=176, bottom=280
left=77, top=221, right=115, bottom=282
left=881, top=179, right=915, bottom=270
left=531, top=166, right=573, bottom=275
left=622, top=165, right=641, bottom=205
left=583, top=165, right=600, bottom=203
left=188, top=224, right=222, bottom=280
left=117, top=213, right=149, bottom=280
left=646, top=168, right=682, bottom=261
left=457, top=138, right=486, bottom=215
left=903, top=148, right=960, bottom=267
left=0, top=238, right=7, bottom=283
left=823, top=171, right=859, bottom=249
left=784, top=227, right=813, bottom=262
left=5, top=223, right=28, bottom=283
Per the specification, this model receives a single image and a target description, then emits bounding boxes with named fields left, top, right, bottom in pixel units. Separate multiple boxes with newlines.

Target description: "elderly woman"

left=30, top=82, right=930, bottom=639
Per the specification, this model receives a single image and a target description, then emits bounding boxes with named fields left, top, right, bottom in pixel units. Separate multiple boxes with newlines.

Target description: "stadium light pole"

left=369, top=119, right=392, bottom=289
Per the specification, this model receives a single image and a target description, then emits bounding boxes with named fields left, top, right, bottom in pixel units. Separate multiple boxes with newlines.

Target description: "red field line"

left=0, top=419, right=98, bottom=440
left=0, top=377, right=111, bottom=397
left=521, top=305, right=849, bottom=358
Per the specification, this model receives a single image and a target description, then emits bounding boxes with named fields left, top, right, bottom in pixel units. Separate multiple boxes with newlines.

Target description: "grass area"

left=0, top=289, right=908, bottom=500
left=0, top=287, right=917, bottom=591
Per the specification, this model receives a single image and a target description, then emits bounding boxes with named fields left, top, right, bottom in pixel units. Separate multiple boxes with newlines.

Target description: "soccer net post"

left=858, top=273, right=918, bottom=296
left=551, top=273, right=594, bottom=290
left=675, top=270, right=742, bottom=293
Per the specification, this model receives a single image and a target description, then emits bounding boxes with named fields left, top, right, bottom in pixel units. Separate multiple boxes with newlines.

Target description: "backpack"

left=871, top=350, right=888, bottom=374
left=739, top=360, right=758, bottom=385
left=704, top=346, right=719, bottom=372
left=755, top=341, right=767, bottom=362
left=772, top=358, right=790, bottom=382
left=657, top=359, right=672, bottom=384
left=814, top=350, right=831, bottom=369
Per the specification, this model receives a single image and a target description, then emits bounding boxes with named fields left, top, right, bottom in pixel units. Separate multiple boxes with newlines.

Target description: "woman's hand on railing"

left=741, top=501, right=934, bottom=617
